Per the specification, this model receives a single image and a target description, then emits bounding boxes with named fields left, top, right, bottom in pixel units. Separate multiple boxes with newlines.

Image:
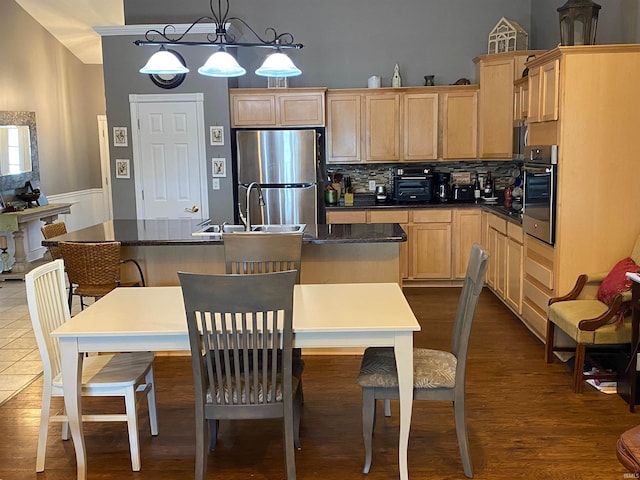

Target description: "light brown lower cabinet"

left=483, top=212, right=523, bottom=315
left=326, top=207, right=481, bottom=282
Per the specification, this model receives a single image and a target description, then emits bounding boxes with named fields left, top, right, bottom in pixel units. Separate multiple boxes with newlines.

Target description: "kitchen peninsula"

left=42, top=220, right=406, bottom=286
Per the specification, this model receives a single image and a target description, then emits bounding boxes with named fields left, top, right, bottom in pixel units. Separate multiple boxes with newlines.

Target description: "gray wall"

left=108, top=0, right=638, bottom=222
left=530, top=0, right=640, bottom=49
left=0, top=0, right=105, bottom=198
left=102, top=35, right=235, bottom=221
left=124, top=0, right=533, bottom=88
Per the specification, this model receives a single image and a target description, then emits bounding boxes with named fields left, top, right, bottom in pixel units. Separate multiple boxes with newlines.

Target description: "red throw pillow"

left=597, top=257, right=638, bottom=305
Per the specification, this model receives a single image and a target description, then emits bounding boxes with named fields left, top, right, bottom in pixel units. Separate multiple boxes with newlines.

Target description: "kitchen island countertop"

left=41, top=220, right=406, bottom=247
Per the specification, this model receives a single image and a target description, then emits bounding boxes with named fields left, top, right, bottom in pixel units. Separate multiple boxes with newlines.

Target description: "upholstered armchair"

left=545, top=236, right=640, bottom=393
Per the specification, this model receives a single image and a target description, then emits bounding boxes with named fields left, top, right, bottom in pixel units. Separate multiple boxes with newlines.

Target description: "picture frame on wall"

left=115, top=159, right=130, bottom=179
left=113, top=127, right=128, bottom=147
left=210, top=126, right=224, bottom=146
left=212, top=158, right=226, bottom=177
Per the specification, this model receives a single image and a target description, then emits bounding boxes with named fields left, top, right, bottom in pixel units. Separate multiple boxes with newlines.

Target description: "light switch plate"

left=369, top=180, right=376, bottom=191
left=212, top=178, right=220, bottom=190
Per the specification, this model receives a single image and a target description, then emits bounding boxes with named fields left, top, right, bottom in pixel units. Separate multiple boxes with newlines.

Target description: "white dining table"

left=51, top=283, right=420, bottom=480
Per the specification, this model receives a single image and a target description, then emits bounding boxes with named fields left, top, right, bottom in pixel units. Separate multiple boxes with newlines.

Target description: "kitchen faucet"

left=239, top=182, right=265, bottom=231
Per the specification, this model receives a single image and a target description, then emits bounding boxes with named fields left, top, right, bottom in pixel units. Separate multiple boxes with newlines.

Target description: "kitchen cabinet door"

left=279, top=93, right=325, bottom=126
left=441, top=90, right=478, bottom=160
left=476, top=56, right=515, bottom=159
left=410, top=223, right=452, bottom=279
left=452, top=209, right=482, bottom=278
left=326, top=94, right=362, bottom=164
left=540, top=59, right=560, bottom=122
left=505, top=223, right=524, bottom=314
left=475, top=51, right=543, bottom=159
left=231, top=94, right=277, bottom=127
left=403, top=93, right=438, bottom=161
left=365, top=93, right=401, bottom=162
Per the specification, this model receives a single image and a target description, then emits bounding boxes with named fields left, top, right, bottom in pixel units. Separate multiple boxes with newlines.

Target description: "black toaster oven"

left=392, top=167, right=434, bottom=203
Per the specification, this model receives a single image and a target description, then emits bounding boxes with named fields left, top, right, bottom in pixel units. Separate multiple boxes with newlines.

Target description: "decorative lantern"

left=557, top=0, right=601, bottom=46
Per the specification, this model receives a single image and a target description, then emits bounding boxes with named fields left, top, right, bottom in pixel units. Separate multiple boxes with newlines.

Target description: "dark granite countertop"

left=327, top=194, right=522, bottom=225
left=41, top=220, right=407, bottom=247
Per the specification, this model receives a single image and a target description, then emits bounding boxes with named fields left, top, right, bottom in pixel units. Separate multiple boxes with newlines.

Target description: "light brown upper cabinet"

left=230, top=88, right=326, bottom=127
left=403, top=92, right=438, bottom=161
left=527, top=59, right=559, bottom=123
left=440, top=88, right=478, bottom=159
left=474, top=51, right=545, bottom=159
left=513, top=77, right=529, bottom=122
left=326, top=93, right=362, bottom=163
left=365, top=92, right=402, bottom=161
left=326, top=86, right=477, bottom=164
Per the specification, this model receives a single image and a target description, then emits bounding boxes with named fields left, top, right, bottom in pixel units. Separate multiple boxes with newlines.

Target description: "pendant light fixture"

left=135, top=0, right=303, bottom=78
left=139, top=45, right=189, bottom=75
left=255, top=49, right=302, bottom=77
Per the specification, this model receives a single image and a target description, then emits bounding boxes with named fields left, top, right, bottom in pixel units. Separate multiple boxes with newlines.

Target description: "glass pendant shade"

left=557, top=0, right=601, bottom=46
left=139, top=47, right=189, bottom=75
left=255, top=51, right=302, bottom=77
left=198, top=49, right=246, bottom=77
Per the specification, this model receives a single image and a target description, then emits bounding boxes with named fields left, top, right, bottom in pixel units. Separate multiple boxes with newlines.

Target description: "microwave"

left=513, top=120, right=528, bottom=160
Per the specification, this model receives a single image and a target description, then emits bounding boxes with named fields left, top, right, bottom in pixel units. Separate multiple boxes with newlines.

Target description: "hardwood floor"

left=0, top=287, right=636, bottom=479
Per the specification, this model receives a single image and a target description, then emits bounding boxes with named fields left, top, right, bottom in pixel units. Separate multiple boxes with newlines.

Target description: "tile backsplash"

left=327, top=161, right=521, bottom=193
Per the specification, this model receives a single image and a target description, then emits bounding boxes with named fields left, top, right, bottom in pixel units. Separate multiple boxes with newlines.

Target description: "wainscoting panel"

left=24, top=188, right=108, bottom=262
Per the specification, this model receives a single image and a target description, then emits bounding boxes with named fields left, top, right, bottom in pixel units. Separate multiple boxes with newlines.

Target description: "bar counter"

left=42, top=220, right=406, bottom=286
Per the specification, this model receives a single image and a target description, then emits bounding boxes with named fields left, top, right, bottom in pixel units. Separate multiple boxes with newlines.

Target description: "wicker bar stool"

left=40, top=222, right=67, bottom=261
left=59, top=241, right=146, bottom=310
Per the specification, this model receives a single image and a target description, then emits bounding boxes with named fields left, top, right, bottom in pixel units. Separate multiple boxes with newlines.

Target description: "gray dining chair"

left=178, top=270, right=302, bottom=480
left=223, top=232, right=306, bottom=405
left=357, top=243, right=489, bottom=478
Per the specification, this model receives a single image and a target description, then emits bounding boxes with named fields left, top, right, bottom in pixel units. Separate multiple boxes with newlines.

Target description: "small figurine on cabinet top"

left=392, top=64, right=402, bottom=87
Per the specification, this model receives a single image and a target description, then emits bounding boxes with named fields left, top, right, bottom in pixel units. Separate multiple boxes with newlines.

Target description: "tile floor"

left=0, top=277, right=87, bottom=406
left=0, top=278, right=40, bottom=405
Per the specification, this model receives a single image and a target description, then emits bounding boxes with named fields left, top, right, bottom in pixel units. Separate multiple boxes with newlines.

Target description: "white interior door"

left=129, top=93, right=208, bottom=220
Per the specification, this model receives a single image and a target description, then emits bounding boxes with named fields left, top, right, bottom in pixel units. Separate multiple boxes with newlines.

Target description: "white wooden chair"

left=25, top=259, right=158, bottom=472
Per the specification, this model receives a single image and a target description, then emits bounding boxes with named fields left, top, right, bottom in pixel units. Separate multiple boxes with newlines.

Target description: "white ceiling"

left=15, top=0, right=124, bottom=64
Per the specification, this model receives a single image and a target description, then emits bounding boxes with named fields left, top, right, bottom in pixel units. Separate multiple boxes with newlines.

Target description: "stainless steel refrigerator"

left=236, top=129, right=320, bottom=225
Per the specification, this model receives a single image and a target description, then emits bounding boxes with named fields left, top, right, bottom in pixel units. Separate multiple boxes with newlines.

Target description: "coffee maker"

left=433, top=172, right=451, bottom=202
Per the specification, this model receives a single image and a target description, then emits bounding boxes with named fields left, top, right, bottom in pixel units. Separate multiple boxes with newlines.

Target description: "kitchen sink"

left=191, top=224, right=247, bottom=236
left=250, top=224, right=306, bottom=233
left=192, top=223, right=305, bottom=236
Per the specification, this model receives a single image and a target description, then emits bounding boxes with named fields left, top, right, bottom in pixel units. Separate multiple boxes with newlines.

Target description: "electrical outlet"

left=212, top=178, right=220, bottom=190
left=369, top=180, right=376, bottom=191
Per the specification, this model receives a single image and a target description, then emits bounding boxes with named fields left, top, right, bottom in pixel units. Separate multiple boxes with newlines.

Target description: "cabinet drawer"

left=524, top=237, right=555, bottom=290
left=488, top=214, right=507, bottom=234
left=507, top=222, right=523, bottom=242
left=326, top=210, right=367, bottom=224
left=412, top=209, right=452, bottom=223
left=368, top=210, right=409, bottom=224
left=521, top=301, right=547, bottom=340
left=523, top=279, right=552, bottom=315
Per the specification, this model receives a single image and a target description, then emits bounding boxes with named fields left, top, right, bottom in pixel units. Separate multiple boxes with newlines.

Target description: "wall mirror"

left=0, top=111, right=39, bottom=192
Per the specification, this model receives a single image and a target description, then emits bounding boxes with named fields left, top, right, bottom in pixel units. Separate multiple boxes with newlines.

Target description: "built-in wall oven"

left=523, top=145, right=558, bottom=245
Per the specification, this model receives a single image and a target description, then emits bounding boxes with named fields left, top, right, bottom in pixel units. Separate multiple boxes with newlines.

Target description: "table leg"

left=10, top=227, right=26, bottom=273
left=394, top=334, right=413, bottom=480
left=59, top=337, right=87, bottom=480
